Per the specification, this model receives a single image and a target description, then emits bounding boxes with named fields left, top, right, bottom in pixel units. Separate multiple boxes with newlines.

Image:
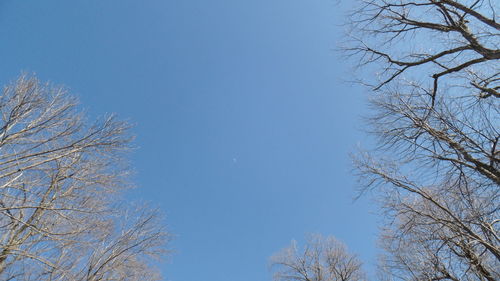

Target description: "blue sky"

left=0, top=1, right=378, bottom=280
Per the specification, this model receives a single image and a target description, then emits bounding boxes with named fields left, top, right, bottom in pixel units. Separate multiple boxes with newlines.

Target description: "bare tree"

left=270, top=234, right=366, bottom=281
left=0, top=75, right=169, bottom=281
left=345, top=0, right=499, bottom=280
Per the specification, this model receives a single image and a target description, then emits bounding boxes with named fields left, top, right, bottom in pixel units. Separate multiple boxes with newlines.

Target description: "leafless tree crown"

left=346, top=0, right=499, bottom=280
left=0, top=75, right=169, bottom=281
left=270, top=234, right=366, bottom=281
left=346, top=0, right=499, bottom=104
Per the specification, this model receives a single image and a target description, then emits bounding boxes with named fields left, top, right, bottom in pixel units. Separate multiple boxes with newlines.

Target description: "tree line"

left=271, top=0, right=499, bottom=280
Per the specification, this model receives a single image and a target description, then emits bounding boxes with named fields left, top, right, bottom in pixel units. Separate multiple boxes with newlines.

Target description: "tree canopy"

left=0, top=75, right=169, bottom=281
left=346, top=0, right=499, bottom=280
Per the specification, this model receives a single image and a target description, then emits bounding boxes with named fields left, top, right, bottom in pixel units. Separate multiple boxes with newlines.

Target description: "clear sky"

left=0, top=1, right=378, bottom=280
